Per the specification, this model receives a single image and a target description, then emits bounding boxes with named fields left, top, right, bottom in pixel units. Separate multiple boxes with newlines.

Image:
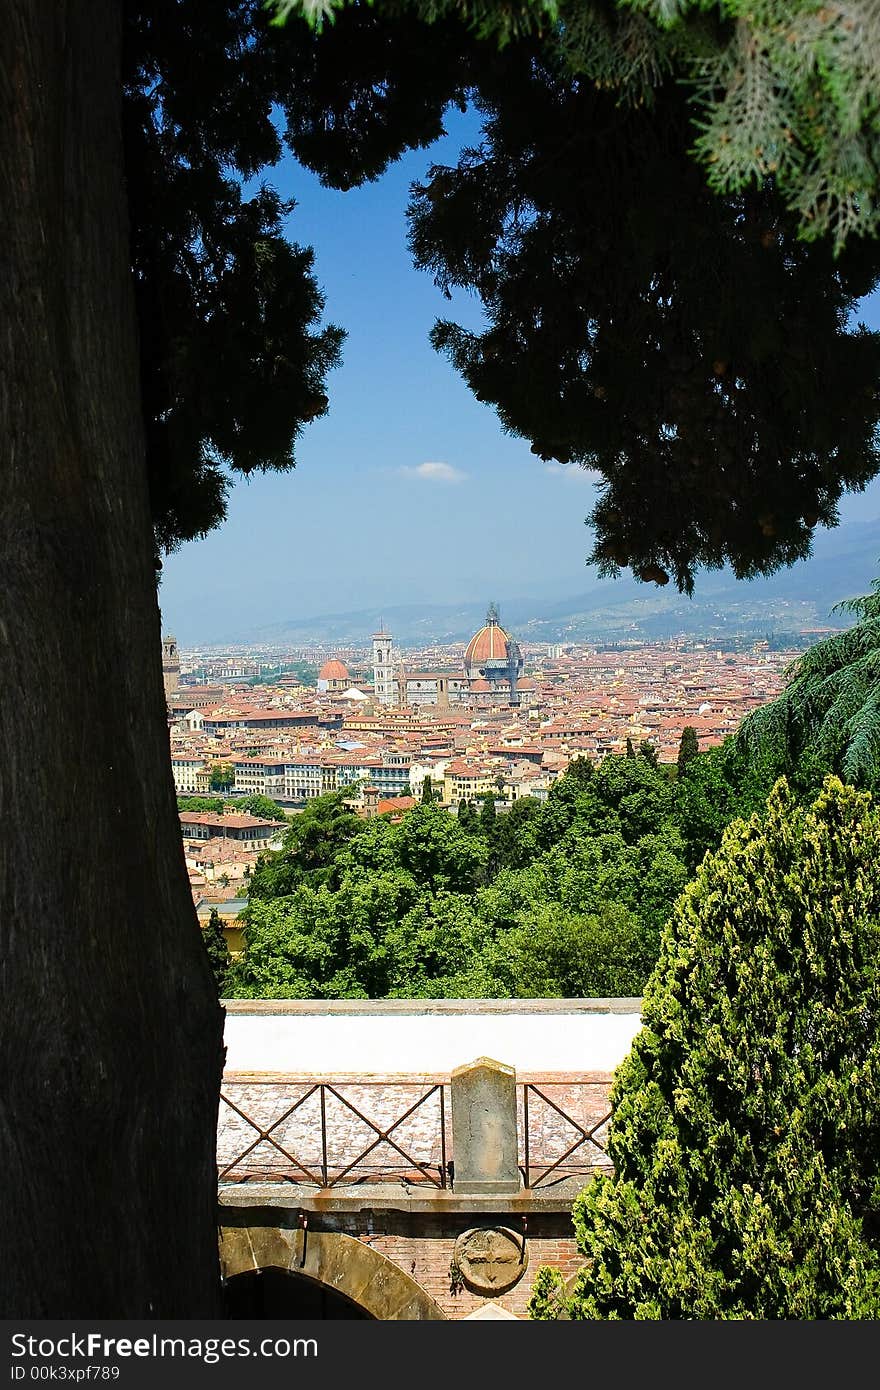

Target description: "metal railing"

left=520, top=1082, right=611, bottom=1189
left=218, top=1081, right=447, bottom=1188
left=217, top=1078, right=611, bottom=1191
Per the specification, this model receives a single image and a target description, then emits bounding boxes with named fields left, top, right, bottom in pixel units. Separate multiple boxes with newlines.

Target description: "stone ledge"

left=222, top=1069, right=616, bottom=1084
left=222, top=998, right=642, bottom=1016
left=218, top=1178, right=593, bottom=1215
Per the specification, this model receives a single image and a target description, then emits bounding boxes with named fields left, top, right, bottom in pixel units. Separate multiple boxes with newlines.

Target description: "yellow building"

left=443, top=761, right=502, bottom=806
left=196, top=897, right=248, bottom=958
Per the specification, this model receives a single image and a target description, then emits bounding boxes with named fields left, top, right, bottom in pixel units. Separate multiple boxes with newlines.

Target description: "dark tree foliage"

left=202, top=908, right=232, bottom=994
left=248, top=788, right=361, bottom=896
left=122, top=0, right=347, bottom=554
left=672, top=737, right=779, bottom=872
left=676, top=724, right=699, bottom=777
left=735, top=575, right=880, bottom=793
left=407, top=52, right=880, bottom=592
left=124, top=2, right=880, bottom=591
left=277, top=6, right=477, bottom=189
left=273, top=0, right=880, bottom=251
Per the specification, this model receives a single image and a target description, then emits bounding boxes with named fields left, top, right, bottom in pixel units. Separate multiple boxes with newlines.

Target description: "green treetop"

left=201, top=908, right=232, bottom=996
left=676, top=724, right=699, bottom=777
left=208, top=762, right=234, bottom=791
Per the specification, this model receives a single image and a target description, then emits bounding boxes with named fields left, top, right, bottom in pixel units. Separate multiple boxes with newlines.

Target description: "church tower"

left=162, top=634, right=180, bottom=699
left=372, top=625, right=395, bottom=706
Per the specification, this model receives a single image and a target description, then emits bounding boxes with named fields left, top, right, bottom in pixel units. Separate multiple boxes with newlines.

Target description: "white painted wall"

left=223, top=1006, right=643, bottom=1076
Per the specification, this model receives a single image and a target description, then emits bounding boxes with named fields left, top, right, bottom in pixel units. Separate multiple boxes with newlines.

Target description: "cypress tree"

left=203, top=908, right=231, bottom=996
left=531, top=777, right=880, bottom=1319
left=676, top=725, right=699, bottom=777
left=639, top=739, right=659, bottom=767
left=421, top=775, right=434, bottom=803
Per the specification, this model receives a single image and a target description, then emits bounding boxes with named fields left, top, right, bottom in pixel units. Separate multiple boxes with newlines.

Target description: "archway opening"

left=223, top=1267, right=374, bottom=1320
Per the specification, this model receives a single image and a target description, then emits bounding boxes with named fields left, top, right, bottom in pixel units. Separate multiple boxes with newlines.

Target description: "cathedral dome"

left=318, top=658, right=349, bottom=682
left=464, top=617, right=511, bottom=669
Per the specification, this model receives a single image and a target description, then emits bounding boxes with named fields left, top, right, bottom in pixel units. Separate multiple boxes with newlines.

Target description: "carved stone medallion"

left=453, top=1226, right=528, bottom=1295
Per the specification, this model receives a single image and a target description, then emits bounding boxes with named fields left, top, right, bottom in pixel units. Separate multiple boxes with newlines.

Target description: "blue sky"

left=159, top=110, right=880, bottom=643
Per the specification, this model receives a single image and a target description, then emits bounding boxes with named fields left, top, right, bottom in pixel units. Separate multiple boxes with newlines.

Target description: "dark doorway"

left=224, top=1267, right=374, bottom=1319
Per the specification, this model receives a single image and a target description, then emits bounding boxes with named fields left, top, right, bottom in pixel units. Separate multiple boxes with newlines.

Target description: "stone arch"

left=219, top=1224, right=447, bottom=1321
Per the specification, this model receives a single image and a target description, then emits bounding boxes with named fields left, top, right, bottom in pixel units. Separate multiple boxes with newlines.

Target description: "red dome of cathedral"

left=464, top=619, right=511, bottom=668
left=318, top=658, right=349, bottom=681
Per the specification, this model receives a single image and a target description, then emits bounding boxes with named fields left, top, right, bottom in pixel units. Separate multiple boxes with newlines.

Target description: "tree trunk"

left=0, top=0, right=225, bottom=1315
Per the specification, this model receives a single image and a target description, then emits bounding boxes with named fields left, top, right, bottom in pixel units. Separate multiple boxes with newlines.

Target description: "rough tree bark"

left=0, top=0, right=225, bottom=1315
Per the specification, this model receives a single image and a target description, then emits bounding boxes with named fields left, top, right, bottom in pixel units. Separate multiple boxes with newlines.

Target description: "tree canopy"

left=128, top=0, right=880, bottom=593
left=407, top=53, right=880, bottom=592
left=272, top=0, right=880, bottom=249
left=227, top=757, right=700, bottom=999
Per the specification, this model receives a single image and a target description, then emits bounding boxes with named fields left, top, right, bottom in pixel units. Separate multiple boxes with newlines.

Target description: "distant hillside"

left=236, top=516, right=880, bottom=647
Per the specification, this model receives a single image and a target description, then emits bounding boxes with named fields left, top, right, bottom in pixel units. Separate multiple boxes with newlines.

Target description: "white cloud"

left=399, top=461, right=467, bottom=483
left=543, top=463, right=599, bottom=484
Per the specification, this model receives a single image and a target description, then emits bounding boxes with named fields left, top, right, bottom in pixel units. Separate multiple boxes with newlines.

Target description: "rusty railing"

left=520, top=1082, right=612, bottom=1189
left=218, top=1080, right=447, bottom=1188
left=217, top=1078, right=611, bottom=1190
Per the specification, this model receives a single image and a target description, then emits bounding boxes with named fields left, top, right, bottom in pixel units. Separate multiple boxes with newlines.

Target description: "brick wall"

left=311, top=1210, right=580, bottom=1320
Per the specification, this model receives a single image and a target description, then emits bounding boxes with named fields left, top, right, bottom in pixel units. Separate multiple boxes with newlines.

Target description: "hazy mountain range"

left=230, top=516, right=880, bottom=648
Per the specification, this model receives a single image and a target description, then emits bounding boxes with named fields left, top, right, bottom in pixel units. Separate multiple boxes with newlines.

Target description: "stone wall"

left=219, top=1207, right=582, bottom=1320
left=339, top=1210, right=581, bottom=1319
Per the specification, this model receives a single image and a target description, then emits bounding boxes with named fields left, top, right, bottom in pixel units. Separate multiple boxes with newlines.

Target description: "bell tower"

left=162, top=634, right=180, bottom=699
left=372, top=624, right=395, bottom=706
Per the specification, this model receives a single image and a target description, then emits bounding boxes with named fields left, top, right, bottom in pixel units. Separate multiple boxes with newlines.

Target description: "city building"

left=395, top=670, right=469, bottom=708
left=162, top=634, right=180, bottom=699
left=179, top=811, right=286, bottom=848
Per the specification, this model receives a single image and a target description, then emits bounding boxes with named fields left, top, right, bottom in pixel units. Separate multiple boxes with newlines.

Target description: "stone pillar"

left=451, top=1057, right=520, bottom=1195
